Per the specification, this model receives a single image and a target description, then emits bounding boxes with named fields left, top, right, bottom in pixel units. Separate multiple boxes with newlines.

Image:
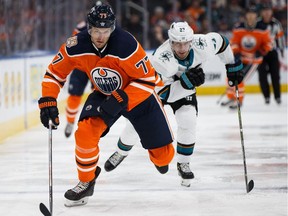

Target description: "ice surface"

left=0, top=93, right=287, bottom=216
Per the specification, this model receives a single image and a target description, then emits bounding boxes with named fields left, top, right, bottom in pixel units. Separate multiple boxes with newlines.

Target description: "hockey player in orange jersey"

left=221, top=6, right=272, bottom=109
left=38, top=4, right=175, bottom=207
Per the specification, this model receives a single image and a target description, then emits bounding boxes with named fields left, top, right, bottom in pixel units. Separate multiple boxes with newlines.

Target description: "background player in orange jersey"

left=221, top=5, right=272, bottom=109
left=257, top=4, right=285, bottom=105
left=38, top=4, right=175, bottom=207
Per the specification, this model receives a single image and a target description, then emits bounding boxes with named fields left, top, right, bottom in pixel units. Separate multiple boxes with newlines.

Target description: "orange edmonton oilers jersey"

left=42, top=28, right=157, bottom=111
left=230, top=22, right=272, bottom=64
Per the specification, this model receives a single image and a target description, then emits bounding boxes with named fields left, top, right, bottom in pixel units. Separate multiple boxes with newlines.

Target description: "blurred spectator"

left=0, top=0, right=286, bottom=56
left=150, top=6, right=169, bottom=30
left=217, top=20, right=233, bottom=40
left=149, top=24, right=168, bottom=50
left=185, top=0, right=206, bottom=21
left=211, top=0, right=224, bottom=32
left=0, top=17, right=10, bottom=56
left=185, top=0, right=206, bottom=33
left=14, top=9, right=37, bottom=52
left=165, top=1, right=185, bottom=24
left=225, top=0, right=244, bottom=29
left=124, top=13, right=143, bottom=44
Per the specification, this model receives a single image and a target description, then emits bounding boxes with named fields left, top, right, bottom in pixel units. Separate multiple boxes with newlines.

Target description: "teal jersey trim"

left=177, top=49, right=194, bottom=70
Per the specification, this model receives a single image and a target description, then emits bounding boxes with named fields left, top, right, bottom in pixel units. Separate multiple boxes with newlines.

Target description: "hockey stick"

left=216, top=90, right=227, bottom=105
left=235, top=81, right=254, bottom=193
left=243, top=63, right=259, bottom=82
left=40, top=119, right=54, bottom=216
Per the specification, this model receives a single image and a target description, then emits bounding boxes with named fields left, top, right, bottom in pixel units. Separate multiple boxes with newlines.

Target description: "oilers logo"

left=91, top=67, right=122, bottom=94
left=241, top=35, right=256, bottom=51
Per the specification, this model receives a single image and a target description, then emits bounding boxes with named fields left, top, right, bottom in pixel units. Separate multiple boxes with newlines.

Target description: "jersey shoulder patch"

left=65, top=30, right=95, bottom=56
left=66, top=36, right=78, bottom=48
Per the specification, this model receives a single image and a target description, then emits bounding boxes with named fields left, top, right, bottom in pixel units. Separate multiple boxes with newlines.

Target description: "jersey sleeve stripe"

left=216, top=35, right=230, bottom=54
left=44, top=72, right=65, bottom=87
left=129, top=82, right=154, bottom=93
left=138, top=76, right=155, bottom=81
left=46, top=68, right=67, bottom=82
left=43, top=78, right=62, bottom=89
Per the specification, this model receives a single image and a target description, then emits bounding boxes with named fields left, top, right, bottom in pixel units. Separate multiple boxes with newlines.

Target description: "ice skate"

left=229, top=101, right=242, bottom=110
left=220, top=99, right=234, bottom=107
left=155, top=165, right=169, bottom=174
left=275, top=98, right=281, bottom=104
left=64, top=122, right=74, bottom=138
left=64, top=166, right=101, bottom=207
left=177, top=162, right=194, bottom=187
left=104, top=151, right=127, bottom=172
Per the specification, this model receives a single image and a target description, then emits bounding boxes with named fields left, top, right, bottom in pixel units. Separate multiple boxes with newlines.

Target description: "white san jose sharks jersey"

left=151, top=32, right=235, bottom=103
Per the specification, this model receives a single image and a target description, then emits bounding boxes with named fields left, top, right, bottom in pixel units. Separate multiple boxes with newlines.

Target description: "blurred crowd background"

left=0, top=0, right=287, bottom=57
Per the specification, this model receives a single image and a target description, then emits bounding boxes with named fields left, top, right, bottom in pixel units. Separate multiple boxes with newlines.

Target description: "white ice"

left=0, top=93, right=287, bottom=216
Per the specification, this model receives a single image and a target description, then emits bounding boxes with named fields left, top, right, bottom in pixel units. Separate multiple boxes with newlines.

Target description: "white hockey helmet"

left=168, top=21, right=194, bottom=43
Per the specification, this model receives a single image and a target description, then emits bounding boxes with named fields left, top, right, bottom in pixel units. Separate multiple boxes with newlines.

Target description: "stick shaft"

left=235, top=82, right=249, bottom=193
left=48, top=120, right=53, bottom=215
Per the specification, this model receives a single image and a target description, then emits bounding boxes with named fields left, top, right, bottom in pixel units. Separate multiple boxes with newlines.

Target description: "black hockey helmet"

left=87, top=4, right=116, bottom=31
left=245, top=5, right=258, bottom=14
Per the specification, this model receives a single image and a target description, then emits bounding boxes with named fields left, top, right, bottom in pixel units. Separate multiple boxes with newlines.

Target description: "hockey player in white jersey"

left=104, top=21, right=244, bottom=187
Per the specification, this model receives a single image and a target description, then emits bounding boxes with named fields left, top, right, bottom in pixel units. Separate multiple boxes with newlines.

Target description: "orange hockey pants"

left=75, top=117, right=175, bottom=182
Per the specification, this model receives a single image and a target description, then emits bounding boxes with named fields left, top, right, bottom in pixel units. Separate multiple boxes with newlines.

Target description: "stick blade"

left=247, top=180, right=254, bottom=193
left=39, top=203, right=51, bottom=216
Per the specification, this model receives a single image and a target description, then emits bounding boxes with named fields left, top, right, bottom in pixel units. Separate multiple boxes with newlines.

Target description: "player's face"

left=89, top=27, right=112, bottom=49
left=171, top=41, right=191, bottom=60
left=245, top=12, right=258, bottom=26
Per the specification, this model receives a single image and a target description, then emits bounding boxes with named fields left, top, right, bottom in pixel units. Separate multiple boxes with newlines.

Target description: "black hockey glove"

left=225, top=59, right=244, bottom=87
left=179, top=67, right=205, bottom=90
left=38, top=97, right=59, bottom=129
left=98, top=89, right=128, bottom=126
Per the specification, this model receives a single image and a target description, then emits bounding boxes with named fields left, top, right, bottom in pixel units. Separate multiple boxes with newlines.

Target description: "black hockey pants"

left=257, top=50, right=281, bottom=99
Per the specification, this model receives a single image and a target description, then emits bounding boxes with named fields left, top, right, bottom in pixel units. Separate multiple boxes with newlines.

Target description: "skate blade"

left=64, top=197, right=89, bottom=207
left=181, top=179, right=191, bottom=187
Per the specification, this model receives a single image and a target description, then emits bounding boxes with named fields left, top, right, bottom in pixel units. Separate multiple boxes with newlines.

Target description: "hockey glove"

left=179, top=67, right=205, bottom=90
left=225, top=59, right=244, bottom=87
left=98, top=89, right=128, bottom=126
left=38, top=97, right=59, bottom=129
